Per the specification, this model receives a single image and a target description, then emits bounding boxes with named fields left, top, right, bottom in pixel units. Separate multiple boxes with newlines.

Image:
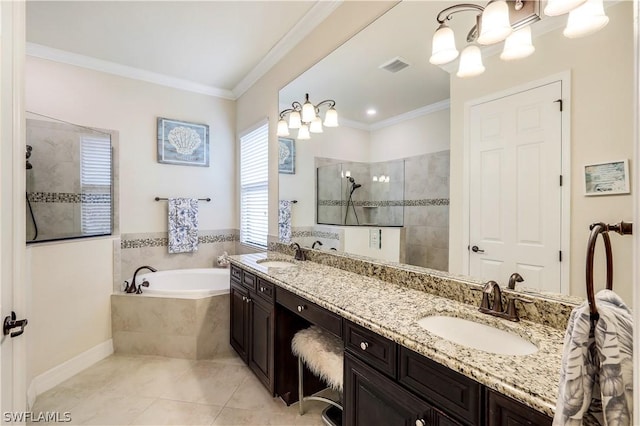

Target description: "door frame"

left=461, top=71, right=571, bottom=294
left=0, top=0, right=27, bottom=413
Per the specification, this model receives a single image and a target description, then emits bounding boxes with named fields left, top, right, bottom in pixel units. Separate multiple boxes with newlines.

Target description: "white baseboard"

left=27, top=339, right=113, bottom=408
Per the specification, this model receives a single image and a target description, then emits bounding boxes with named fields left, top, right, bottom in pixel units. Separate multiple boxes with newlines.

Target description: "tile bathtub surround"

left=111, top=293, right=233, bottom=360
left=270, top=243, right=577, bottom=330
left=117, top=229, right=239, bottom=291
left=29, top=353, right=330, bottom=426
left=229, top=252, right=572, bottom=418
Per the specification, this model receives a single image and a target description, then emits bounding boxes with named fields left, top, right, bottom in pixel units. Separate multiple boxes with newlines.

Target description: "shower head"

left=26, top=161, right=33, bottom=170
left=26, top=145, right=33, bottom=170
left=353, top=183, right=362, bottom=190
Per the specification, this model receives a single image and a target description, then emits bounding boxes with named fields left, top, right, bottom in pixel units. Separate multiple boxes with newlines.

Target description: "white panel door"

left=469, top=81, right=562, bottom=292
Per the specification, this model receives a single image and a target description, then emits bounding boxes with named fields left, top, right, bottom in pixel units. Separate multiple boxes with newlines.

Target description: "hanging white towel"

left=553, top=289, right=633, bottom=426
left=168, top=198, right=199, bottom=253
left=279, top=200, right=292, bottom=243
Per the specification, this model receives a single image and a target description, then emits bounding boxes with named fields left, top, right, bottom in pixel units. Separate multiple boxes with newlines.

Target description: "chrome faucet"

left=125, top=265, right=157, bottom=294
left=507, top=273, right=524, bottom=289
left=312, top=240, right=323, bottom=249
left=290, top=242, right=307, bottom=261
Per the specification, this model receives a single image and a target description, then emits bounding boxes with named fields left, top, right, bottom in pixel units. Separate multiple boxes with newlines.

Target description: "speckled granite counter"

left=229, top=252, right=566, bottom=418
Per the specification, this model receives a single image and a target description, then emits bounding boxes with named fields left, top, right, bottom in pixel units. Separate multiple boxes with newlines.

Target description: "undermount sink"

left=257, top=260, right=297, bottom=268
left=417, top=315, right=538, bottom=356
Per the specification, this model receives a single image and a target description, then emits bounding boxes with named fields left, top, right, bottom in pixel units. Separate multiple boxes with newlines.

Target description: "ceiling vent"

left=379, top=56, right=411, bottom=73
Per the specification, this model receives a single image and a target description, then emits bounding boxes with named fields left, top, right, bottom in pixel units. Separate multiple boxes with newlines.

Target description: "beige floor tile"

left=212, top=407, right=299, bottom=426
left=160, top=362, right=250, bottom=406
left=131, top=399, right=223, bottom=425
left=67, top=393, right=155, bottom=425
left=30, top=384, right=95, bottom=414
left=225, top=374, right=288, bottom=413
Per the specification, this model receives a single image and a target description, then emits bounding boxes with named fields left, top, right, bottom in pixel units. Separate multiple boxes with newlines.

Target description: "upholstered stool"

left=291, top=326, right=343, bottom=419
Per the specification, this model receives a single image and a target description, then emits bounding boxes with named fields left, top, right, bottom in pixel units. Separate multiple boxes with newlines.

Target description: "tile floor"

left=29, top=353, right=332, bottom=425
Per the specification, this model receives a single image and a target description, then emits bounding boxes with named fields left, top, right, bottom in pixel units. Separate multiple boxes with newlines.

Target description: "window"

left=240, top=122, right=269, bottom=248
left=80, top=135, right=112, bottom=235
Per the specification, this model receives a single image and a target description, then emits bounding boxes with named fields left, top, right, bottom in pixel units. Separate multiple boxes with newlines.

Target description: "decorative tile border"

left=27, top=192, right=112, bottom=204
left=121, top=231, right=239, bottom=249
left=318, top=198, right=449, bottom=207
left=291, top=229, right=340, bottom=240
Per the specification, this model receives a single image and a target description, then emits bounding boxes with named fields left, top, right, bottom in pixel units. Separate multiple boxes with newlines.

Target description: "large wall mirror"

left=278, top=1, right=633, bottom=303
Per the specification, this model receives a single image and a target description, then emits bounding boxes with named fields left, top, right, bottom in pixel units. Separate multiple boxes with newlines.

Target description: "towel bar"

left=154, top=197, right=211, bottom=202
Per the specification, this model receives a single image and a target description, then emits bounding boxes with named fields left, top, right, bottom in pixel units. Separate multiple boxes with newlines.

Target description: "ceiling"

left=26, top=1, right=339, bottom=99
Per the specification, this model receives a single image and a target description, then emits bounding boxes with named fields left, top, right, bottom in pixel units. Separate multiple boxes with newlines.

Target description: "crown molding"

left=26, top=43, right=236, bottom=100
left=232, top=0, right=343, bottom=98
left=338, top=99, right=451, bottom=132
left=339, top=117, right=371, bottom=131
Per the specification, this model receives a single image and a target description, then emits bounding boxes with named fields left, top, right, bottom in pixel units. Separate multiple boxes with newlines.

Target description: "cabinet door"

left=230, top=283, right=249, bottom=363
left=345, top=353, right=456, bottom=426
left=249, top=294, right=274, bottom=393
left=487, top=390, right=552, bottom=426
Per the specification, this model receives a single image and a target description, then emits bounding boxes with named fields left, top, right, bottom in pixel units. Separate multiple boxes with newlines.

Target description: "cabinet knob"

left=297, top=305, right=306, bottom=312
left=415, top=420, right=426, bottom=426
left=246, top=297, right=251, bottom=304
left=260, top=286, right=266, bottom=292
left=360, top=342, right=369, bottom=351
left=242, top=296, right=246, bottom=302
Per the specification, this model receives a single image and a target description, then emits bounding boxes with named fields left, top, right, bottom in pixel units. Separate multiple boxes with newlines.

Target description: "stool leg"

left=298, top=357, right=304, bottom=416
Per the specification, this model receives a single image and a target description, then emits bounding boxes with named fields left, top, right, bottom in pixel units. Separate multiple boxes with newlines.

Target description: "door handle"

left=3, top=311, right=28, bottom=338
left=471, top=245, right=485, bottom=253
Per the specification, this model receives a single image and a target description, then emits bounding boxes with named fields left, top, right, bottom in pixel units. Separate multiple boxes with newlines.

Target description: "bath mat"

left=168, top=198, right=199, bottom=253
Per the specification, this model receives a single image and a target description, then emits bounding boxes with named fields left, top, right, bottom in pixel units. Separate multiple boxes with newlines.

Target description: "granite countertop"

left=229, top=252, right=566, bottom=418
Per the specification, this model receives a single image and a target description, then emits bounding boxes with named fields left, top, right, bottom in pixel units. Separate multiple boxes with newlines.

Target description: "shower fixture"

left=344, top=176, right=362, bottom=225
left=25, top=145, right=38, bottom=240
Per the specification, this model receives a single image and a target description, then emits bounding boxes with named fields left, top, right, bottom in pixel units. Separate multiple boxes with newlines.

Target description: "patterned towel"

left=553, top=290, right=633, bottom=426
left=168, top=198, right=199, bottom=253
left=279, top=200, right=292, bottom=243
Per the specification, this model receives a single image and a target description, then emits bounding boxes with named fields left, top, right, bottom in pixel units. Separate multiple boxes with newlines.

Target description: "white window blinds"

left=80, top=136, right=112, bottom=235
left=240, top=123, right=268, bottom=248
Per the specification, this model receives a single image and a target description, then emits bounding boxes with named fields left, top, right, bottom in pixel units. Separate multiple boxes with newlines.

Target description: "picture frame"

left=157, top=117, right=209, bottom=167
left=584, top=159, right=630, bottom=196
left=278, top=137, right=295, bottom=174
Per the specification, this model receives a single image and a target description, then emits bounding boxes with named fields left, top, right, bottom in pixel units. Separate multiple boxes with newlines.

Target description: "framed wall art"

left=157, top=117, right=209, bottom=167
left=584, top=159, right=630, bottom=196
left=278, top=137, right=295, bottom=174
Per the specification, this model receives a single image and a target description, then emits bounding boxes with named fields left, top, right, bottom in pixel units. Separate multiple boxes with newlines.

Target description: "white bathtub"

left=136, top=268, right=230, bottom=298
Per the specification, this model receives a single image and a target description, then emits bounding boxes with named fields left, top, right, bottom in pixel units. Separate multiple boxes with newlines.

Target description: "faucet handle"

left=504, top=296, right=534, bottom=322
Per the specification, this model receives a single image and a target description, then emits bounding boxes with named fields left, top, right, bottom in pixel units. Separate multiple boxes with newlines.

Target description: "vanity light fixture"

left=430, top=0, right=609, bottom=78
left=277, top=93, right=338, bottom=139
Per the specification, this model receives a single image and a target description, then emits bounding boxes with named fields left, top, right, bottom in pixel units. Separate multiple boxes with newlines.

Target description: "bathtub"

left=112, top=267, right=232, bottom=360
left=136, top=268, right=230, bottom=298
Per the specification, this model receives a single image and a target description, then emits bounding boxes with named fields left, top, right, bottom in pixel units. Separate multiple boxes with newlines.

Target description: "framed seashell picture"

left=157, top=117, right=209, bottom=167
left=278, top=137, right=295, bottom=174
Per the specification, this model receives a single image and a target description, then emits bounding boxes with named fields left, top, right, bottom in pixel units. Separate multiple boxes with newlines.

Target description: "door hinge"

left=559, top=175, right=563, bottom=186
left=559, top=250, right=563, bottom=262
left=554, top=99, right=563, bottom=111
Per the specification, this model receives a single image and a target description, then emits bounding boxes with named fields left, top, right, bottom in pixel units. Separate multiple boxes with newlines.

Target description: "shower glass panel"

left=26, top=113, right=113, bottom=243
left=317, top=160, right=404, bottom=227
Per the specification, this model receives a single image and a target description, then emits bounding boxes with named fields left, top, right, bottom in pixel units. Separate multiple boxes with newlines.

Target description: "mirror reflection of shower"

left=344, top=176, right=361, bottom=225
left=26, top=145, right=38, bottom=241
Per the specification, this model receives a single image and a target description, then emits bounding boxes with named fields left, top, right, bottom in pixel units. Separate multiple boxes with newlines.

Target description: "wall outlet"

left=369, top=229, right=381, bottom=249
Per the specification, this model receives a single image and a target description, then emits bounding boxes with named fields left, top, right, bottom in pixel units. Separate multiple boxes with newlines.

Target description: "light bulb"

left=297, top=124, right=310, bottom=140
left=457, top=45, right=485, bottom=78
left=309, top=116, right=323, bottom=133
left=288, top=111, right=301, bottom=129
left=277, top=119, right=289, bottom=137
left=544, top=0, right=586, bottom=16
left=429, top=23, right=459, bottom=65
left=478, top=1, right=512, bottom=45
left=501, top=26, right=535, bottom=61
left=564, top=0, right=609, bottom=38
left=372, top=176, right=378, bottom=182
left=301, top=96, right=316, bottom=123
left=324, top=107, right=339, bottom=127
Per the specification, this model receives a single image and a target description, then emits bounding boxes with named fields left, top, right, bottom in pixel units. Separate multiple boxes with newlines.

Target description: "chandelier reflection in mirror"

left=430, top=0, right=609, bottom=78
left=277, top=93, right=338, bottom=140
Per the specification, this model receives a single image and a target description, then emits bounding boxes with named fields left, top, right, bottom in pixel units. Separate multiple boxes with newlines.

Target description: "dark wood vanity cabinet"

left=229, top=268, right=274, bottom=393
left=486, top=390, right=552, bottom=426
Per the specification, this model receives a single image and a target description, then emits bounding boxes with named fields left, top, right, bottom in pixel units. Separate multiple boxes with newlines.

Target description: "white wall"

left=25, top=56, right=236, bottom=382
left=449, top=2, right=634, bottom=302
left=343, top=227, right=405, bottom=262
left=369, top=108, right=450, bottom=162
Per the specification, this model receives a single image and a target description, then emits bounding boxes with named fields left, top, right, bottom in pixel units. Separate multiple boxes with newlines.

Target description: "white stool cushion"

left=292, top=326, right=343, bottom=391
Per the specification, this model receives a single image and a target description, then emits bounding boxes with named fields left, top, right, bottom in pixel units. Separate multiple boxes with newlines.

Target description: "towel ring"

left=585, top=223, right=613, bottom=320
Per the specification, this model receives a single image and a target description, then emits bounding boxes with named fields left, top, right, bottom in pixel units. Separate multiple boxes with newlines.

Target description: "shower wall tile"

left=427, top=247, right=449, bottom=272
left=427, top=226, right=449, bottom=249
left=426, top=205, right=449, bottom=228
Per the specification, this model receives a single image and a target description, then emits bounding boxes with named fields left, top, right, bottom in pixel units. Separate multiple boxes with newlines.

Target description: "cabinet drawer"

left=276, top=288, right=342, bottom=338
left=399, top=347, right=482, bottom=425
left=344, top=320, right=396, bottom=378
left=230, top=264, right=242, bottom=283
left=256, top=278, right=274, bottom=303
left=242, top=270, right=256, bottom=291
